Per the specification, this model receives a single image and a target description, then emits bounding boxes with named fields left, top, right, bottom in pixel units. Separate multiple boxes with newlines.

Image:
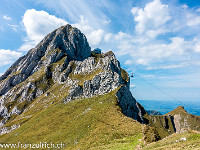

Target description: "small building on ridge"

left=92, top=48, right=102, bottom=54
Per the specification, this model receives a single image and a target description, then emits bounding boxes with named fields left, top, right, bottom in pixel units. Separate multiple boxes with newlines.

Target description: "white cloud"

left=186, top=14, right=200, bottom=26
left=73, top=15, right=105, bottom=47
left=20, top=9, right=106, bottom=51
left=156, top=72, right=200, bottom=88
left=194, top=43, right=200, bottom=52
left=136, top=59, right=149, bottom=65
left=8, top=24, right=18, bottom=31
left=0, top=49, right=22, bottom=66
left=146, top=64, right=185, bottom=70
left=182, top=4, right=188, bottom=9
left=18, top=41, right=36, bottom=51
left=146, top=60, right=200, bottom=70
left=21, top=9, right=68, bottom=51
left=114, top=31, right=131, bottom=40
left=3, top=15, right=12, bottom=20
left=86, top=29, right=104, bottom=47
left=145, top=28, right=169, bottom=39
left=116, top=35, right=189, bottom=64
left=131, top=0, right=171, bottom=35
left=33, top=0, right=109, bottom=30
left=131, top=7, right=139, bottom=15
left=17, top=3, right=200, bottom=72
left=104, top=33, right=113, bottom=42
left=112, top=0, right=200, bottom=68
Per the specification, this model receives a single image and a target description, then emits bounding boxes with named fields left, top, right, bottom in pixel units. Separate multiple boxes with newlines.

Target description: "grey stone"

left=65, top=84, right=83, bottom=103
left=116, top=85, right=145, bottom=123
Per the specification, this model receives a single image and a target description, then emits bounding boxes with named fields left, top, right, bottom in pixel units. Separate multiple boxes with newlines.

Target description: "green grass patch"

left=0, top=90, right=143, bottom=150
left=121, top=68, right=129, bottom=83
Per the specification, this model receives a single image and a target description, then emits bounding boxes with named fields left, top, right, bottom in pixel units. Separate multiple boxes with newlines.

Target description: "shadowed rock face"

left=116, top=85, right=145, bottom=123
left=0, top=24, right=91, bottom=96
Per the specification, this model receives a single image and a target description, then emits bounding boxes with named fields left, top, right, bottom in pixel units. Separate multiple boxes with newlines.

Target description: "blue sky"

left=0, top=0, right=200, bottom=101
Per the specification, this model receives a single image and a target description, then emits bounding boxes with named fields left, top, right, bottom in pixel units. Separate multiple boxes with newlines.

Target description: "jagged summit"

left=0, top=24, right=91, bottom=96
left=166, top=106, right=187, bottom=116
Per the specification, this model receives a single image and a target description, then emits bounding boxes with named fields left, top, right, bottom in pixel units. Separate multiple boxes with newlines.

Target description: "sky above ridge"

left=0, top=0, right=200, bottom=101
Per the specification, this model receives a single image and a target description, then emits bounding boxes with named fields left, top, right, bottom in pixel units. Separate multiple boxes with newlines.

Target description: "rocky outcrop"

left=147, top=110, right=162, bottom=115
left=65, top=84, right=83, bottom=103
left=63, top=53, right=123, bottom=101
left=83, top=71, right=121, bottom=98
left=0, top=124, right=20, bottom=135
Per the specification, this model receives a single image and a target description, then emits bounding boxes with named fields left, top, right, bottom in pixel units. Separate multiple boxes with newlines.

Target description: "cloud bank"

left=0, top=49, right=22, bottom=66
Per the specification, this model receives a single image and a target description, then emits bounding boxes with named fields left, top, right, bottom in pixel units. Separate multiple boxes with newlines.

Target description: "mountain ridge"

left=0, top=24, right=145, bottom=133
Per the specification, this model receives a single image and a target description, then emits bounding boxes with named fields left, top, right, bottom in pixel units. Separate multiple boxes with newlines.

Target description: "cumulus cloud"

left=86, top=29, right=104, bottom=47
left=73, top=15, right=105, bottom=48
left=108, top=0, right=200, bottom=70
left=3, top=15, right=12, bottom=20
left=131, top=0, right=171, bottom=36
left=0, top=49, right=22, bottom=66
left=17, top=3, right=200, bottom=72
left=20, top=10, right=106, bottom=50
left=20, top=9, right=68, bottom=51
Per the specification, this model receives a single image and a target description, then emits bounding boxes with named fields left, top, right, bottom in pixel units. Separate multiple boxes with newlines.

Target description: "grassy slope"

left=142, top=130, right=200, bottom=150
left=0, top=90, right=144, bottom=150
left=143, top=114, right=175, bottom=139
left=1, top=51, right=200, bottom=149
left=142, top=107, right=200, bottom=149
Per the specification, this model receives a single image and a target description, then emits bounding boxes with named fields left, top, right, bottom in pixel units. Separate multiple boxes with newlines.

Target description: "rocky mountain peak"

left=164, top=106, right=200, bottom=133
left=175, top=106, right=186, bottom=111
left=35, top=24, right=91, bottom=61
left=167, top=106, right=187, bottom=115
left=0, top=24, right=91, bottom=96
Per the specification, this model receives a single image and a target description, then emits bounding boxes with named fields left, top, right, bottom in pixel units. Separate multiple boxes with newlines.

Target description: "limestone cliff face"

left=0, top=24, right=145, bottom=133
